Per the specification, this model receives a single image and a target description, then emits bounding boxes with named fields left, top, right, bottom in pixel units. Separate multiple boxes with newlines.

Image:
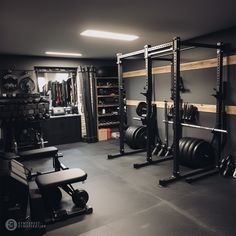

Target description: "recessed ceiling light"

left=45, top=51, right=82, bottom=57
left=80, top=30, right=139, bottom=41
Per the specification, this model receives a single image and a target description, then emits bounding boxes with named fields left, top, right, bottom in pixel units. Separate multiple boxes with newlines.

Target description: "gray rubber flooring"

left=25, top=140, right=236, bottom=236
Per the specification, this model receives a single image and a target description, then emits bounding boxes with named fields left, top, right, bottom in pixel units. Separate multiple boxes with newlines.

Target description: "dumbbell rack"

left=0, top=94, right=50, bottom=153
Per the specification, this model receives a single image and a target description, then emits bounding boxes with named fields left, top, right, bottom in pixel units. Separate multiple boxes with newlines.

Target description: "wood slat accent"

left=225, top=106, right=236, bottom=115
left=126, top=99, right=236, bottom=115
left=123, top=55, right=236, bottom=78
left=123, top=69, right=146, bottom=78
left=123, top=69, right=145, bottom=78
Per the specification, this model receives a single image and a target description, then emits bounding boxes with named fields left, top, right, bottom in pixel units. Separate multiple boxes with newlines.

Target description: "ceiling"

left=0, top=0, right=235, bottom=59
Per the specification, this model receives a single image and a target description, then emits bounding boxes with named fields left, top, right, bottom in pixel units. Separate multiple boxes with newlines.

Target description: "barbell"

left=163, top=120, right=227, bottom=134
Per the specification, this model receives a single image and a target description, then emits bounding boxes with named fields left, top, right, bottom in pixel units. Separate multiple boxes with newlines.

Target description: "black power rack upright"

left=159, top=37, right=227, bottom=186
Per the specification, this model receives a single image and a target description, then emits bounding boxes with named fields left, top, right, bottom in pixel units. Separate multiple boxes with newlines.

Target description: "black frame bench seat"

left=18, top=147, right=58, bottom=160
left=35, top=168, right=87, bottom=189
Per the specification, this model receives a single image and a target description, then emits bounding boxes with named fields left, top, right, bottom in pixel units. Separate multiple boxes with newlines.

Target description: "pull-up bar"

left=118, top=41, right=173, bottom=60
left=182, top=41, right=222, bottom=49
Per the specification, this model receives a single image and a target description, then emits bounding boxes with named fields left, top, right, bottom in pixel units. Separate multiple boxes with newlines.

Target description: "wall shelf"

left=98, top=113, right=119, bottom=117
left=97, top=86, right=118, bottom=88
left=96, top=76, right=120, bottom=134
left=98, top=121, right=120, bottom=127
left=98, top=104, right=119, bottom=107
left=96, top=77, right=118, bottom=80
left=97, top=95, right=119, bottom=98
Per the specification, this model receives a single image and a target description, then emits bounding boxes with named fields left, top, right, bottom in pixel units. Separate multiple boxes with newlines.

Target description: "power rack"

left=158, top=38, right=226, bottom=186
left=108, top=37, right=227, bottom=186
left=107, top=42, right=174, bottom=166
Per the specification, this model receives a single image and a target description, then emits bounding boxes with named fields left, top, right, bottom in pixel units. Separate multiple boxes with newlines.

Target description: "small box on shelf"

left=98, top=128, right=112, bottom=141
left=98, top=128, right=108, bottom=141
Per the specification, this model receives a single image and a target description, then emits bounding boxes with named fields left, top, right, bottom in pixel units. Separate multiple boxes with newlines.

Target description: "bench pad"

left=18, top=147, right=58, bottom=159
left=35, top=168, right=87, bottom=189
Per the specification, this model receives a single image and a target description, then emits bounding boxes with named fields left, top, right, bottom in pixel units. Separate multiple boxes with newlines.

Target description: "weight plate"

left=134, top=126, right=146, bottom=149
left=125, top=126, right=143, bottom=149
left=181, top=138, right=195, bottom=167
left=179, top=137, right=187, bottom=164
left=189, top=139, right=202, bottom=166
left=187, top=138, right=201, bottom=168
left=192, top=141, right=215, bottom=168
left=136, top=102, right=147, bottom=117
left=192, top=140, right=205, bottom=167
left=125, top=126, right=135, bottom=147
left=132, top=126, right=143, bottom=149
left=72, top=189, right=89, bottom=208
left=19, top=77, right=35, bottom=93
left=179, top=137, right=191, bottom=166
left=179, top=137, right=189, bottom=155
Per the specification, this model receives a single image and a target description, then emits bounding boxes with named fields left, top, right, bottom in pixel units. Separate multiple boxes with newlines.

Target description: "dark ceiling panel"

left=0, top=0, right=235, bottom=58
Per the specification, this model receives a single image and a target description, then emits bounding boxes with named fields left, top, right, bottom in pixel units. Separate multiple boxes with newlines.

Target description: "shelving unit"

left=95, top=76, right=120, bottom=135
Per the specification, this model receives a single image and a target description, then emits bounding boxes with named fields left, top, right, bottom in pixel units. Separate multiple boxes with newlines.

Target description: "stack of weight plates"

left=125, top=126, right=146, bottom=149
left=179, top=137, right=215, bottom=168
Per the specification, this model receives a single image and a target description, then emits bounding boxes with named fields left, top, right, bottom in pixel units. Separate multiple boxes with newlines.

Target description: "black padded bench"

left=17, top=146, right=65, bottom=179
left=18, top=146, right=58, bottom=160
left=33, top=168, right=92, bottom=221
left=36, top=168, right=87, bottom=189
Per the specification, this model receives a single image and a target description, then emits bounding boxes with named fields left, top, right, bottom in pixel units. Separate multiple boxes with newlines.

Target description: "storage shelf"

left=96, top=77, right=118, bottom=80
left=97, top=95, right=119, bottom=98
left=98, top=121, right=120, bottom=127
left=96, top=74, right=120, bottom=133
left=98, top=113, right=118, bottom=117
left=97, top=86, right=118, bottom=88
left=98, top=104, right=119, bottom=107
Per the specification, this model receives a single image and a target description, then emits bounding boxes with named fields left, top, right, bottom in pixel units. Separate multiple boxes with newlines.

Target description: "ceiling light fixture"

left=45, top=51, right=82, bottom=57
left=80, top=30, right=139, bottom=41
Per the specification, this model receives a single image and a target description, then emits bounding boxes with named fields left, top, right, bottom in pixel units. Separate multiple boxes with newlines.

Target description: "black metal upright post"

left=164, top=100, right=169, bottom=148
left=117, top=53, right=125, bottom=155
left=133, top=46, right=173, bottom=169
left=107, top=54, right=145, bottom=159
left=159, top=38, right=212, bottom=186
left=184, top=43, right=225, bottom=183
left=172, top=37, right=181, bottom=177
left=145, top=45, right=153, bottom=161
left=215, top=42, right=224, bottom=167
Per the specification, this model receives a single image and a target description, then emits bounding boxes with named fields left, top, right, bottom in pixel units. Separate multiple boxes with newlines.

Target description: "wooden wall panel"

left=126, top=99, right=236, bottom=115
left=123, top=55, right=236, bottom=78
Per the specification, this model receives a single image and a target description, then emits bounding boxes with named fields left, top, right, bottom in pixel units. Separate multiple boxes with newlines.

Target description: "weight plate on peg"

left=136, top=102, right=147, bottom=117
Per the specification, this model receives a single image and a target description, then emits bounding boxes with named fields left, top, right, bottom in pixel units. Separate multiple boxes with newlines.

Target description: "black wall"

left=0, top=54, right=116, bottom=95
left=0, top=54, right=116, bottom=145
left=124, top=27, right=236, bottom=156
left=0, top=54, right=115, bottom=71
